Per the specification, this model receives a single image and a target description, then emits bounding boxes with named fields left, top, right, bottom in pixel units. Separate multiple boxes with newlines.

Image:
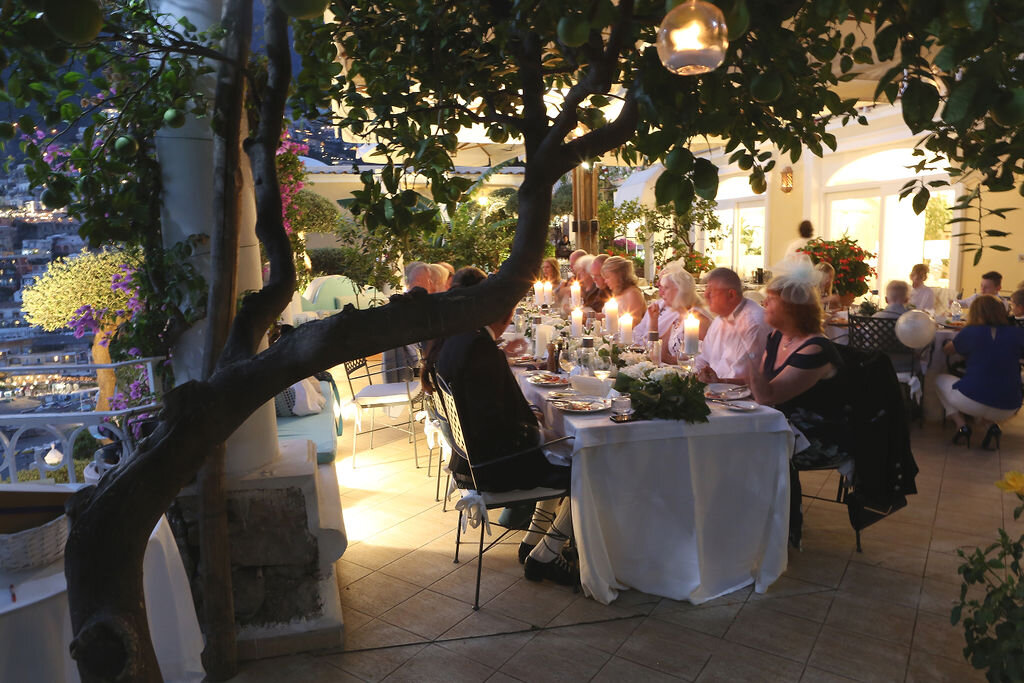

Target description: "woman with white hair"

left=647, top=264, right=711, bottom=363
left=744, top=256, right=848, bottom=548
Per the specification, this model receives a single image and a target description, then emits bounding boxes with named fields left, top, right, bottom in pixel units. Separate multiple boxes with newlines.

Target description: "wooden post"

left=572, top=164, right=599, bottom=253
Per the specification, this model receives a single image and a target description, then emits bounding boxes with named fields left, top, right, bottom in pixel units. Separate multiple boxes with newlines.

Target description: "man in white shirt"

left=696, top=268, right=769, bottom=383
left=958, top=270, right=1002, bottom=308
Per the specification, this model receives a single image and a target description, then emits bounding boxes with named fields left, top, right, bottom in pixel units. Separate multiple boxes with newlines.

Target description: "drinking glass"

left=611, top=395, right=632, bottom=417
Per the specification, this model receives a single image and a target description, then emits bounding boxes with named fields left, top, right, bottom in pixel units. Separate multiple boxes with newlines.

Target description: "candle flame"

left=669, top=22, right=705, bottom=51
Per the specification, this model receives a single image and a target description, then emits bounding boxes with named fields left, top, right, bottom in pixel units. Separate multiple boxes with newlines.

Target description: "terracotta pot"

left=838, top=292, right=857, bottom=307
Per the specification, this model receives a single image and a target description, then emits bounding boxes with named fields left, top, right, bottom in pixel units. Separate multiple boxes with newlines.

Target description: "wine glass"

left=589, top=353, right=612, bottom=381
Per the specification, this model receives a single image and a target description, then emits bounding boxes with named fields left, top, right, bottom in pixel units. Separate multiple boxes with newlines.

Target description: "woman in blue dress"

left=937, top=295, right=1024, bottom=450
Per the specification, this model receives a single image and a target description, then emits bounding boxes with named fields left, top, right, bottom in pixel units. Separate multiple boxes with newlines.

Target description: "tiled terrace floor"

left=232, top=399, right=1023, bottom=682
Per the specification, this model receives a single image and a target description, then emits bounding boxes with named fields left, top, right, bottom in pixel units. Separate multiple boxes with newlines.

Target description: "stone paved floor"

left=230, top=392, right=1022, bottom=682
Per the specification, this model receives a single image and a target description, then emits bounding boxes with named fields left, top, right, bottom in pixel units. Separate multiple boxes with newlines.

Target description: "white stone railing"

left=0, top=358, right=164, bottom=484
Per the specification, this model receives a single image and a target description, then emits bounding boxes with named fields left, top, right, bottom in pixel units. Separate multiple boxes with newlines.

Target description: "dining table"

left=515, top=368, right=794, bottom=605
left=0, top=511, right=205, bottom=682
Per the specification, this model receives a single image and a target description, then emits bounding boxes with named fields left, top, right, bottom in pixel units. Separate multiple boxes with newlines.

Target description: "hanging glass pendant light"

left=657, top=0, right=729, bottom=76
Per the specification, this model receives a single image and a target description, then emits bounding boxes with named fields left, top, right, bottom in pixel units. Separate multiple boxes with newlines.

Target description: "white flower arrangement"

left=620, top=360, right=657, bottom=379
left=618, top=350, right=649, bottom=367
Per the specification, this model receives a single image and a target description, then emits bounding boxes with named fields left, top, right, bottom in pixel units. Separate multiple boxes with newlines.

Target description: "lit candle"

left=542, top=281, right=553, bottom=306
left=604, top=297, right=619, bottom=336
left=619, top=313, right=633, bottom=342
left=684, top=312, right=700, bottom=355
left=571, top=307, right=583, bottom=337
left=570, top=281, right=581, bottom=308
left=533, top=281, right=543, bottom=303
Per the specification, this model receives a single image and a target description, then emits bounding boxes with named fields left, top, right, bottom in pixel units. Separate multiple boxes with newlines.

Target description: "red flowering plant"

left=672, top=248, right=715, bottom=277
left=798, top=237, right=876, bottom=297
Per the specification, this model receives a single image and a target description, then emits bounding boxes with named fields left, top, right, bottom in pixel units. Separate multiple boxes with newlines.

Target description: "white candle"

left=533, top=281, right=543, bottom=303
left=604, top=297, right=619, bottom=336
left=619, top=312, right=633, bottom=342
left=534, top=324, right=553, bottom=359
left=570, top=281, right=581, bottom=308
left=571, top=307, right=583, bottom=337
left=684, top=312, right=700, bottom=355
left=542, top=281, right=553, bottom=306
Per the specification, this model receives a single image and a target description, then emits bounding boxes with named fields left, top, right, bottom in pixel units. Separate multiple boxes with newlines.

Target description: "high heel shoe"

left=952, top=425, right=972, bottom=447
left=981, top=424, right=1002, bottom=451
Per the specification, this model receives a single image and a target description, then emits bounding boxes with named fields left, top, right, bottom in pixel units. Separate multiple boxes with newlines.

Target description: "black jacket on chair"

left=835, top=345, right=919, bottom=522
left=437, top=328, right=561, bottom=492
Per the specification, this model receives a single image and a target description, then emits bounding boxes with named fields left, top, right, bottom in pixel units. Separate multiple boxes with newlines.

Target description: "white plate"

left=546, top=390, right=579, bottom=400
left=550, top=396, right=611, bottom=413
left=526, top=372, right=570, bottom=386
left=704, top=383, right=751, bottom=399
left=725, top=400, right=759, bottom=412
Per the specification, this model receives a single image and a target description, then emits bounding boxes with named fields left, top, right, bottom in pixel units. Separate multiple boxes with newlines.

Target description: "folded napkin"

left=454, top=491, right=492, bottom=536
left=895, top=372, right=922, bottom=402
left=570, top=375, right=614, bottom=397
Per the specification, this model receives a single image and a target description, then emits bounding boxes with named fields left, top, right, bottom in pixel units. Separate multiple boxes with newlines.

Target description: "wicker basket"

left=0, top=513, right=69, bottom=572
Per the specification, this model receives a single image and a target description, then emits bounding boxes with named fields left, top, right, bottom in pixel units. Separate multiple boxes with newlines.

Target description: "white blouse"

left=666, top=306, right=712, bottom=359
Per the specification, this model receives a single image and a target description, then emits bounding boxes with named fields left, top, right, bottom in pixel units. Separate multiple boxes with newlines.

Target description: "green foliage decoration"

left=612, top=363, right=710, bottom=423
left=953, top=471, right=1024, bottom=681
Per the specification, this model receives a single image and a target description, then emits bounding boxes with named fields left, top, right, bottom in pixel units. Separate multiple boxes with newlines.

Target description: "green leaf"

left=988, top=245, right=1011, bottom=251
left=965, top=0, right=990, bottom=31
left=912, top=188, right=930, bottom=214
left=901, top=79, right=940, bottom=133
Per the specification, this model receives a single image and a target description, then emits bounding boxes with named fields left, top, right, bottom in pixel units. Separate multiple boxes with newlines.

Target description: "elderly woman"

left=601, top=255, right=646, bottom=322
left=937, top=295, right=1024, bottom=450
left=647, top=266, right=712, bottom=363
left=744, top=259, right=847, bottom=548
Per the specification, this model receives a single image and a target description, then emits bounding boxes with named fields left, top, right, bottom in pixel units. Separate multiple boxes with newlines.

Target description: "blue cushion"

left=275, top=380, right=341, bottom=465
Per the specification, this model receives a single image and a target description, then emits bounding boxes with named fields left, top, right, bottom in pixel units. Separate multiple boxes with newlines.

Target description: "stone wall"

left=171, top=486, right=324, bottom=627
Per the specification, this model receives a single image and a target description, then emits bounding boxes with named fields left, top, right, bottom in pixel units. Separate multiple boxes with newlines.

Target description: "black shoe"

left=953, top=425, right=972, bottom=447
left=518, top=542, right=535, bottom=565
left=524, top=554, right=579, bottom=586
left=982, top=424, right=1002, bottom=451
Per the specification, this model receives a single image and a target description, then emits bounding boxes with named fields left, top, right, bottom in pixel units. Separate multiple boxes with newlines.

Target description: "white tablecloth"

left=0, top=515, right=205, bottom=682
left=518, top=371, right=794, bottom=605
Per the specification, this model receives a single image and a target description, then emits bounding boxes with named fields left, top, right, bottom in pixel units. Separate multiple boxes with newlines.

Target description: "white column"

left=154, top=0, right=278, bottom=475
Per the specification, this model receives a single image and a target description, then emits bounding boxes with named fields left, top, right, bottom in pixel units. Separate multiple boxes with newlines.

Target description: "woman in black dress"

left=744, top=259, right=849, bottom=548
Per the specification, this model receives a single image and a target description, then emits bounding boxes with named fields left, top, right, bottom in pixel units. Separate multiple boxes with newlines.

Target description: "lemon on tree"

left=163, top=108, right=186, bottom=129
left=114, top=135, right=138, bottom=158
left=40, top=188, right=69, bottom=209
left=557, top=16, right=590, bottom=47
left=43, top=0, right=103, bottom=45
left=750, top=72, right=783, bottom=104
left=992, top=89, right=1024, bottom=128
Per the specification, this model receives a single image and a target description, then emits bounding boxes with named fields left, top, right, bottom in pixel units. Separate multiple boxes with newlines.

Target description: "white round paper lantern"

left=895, top=310, right=937, bottom=349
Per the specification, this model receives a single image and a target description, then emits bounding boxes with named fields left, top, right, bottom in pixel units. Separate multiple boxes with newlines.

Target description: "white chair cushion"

left=354, top=381, right=421, bottom=406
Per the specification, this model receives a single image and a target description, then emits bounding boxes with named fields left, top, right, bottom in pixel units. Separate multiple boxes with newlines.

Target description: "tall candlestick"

left=619, top=312, right=633, bottom=342
left=683, top=312, right=700, bottom=355
left=605, top=297, right=619, bottom=336
left=542, top=281, right=553, bottom=306
left=570, top=281, right=581, bottom=308
left=533, top=281, right=543, bottom=303
left=571, top=307, right=583, bottom=337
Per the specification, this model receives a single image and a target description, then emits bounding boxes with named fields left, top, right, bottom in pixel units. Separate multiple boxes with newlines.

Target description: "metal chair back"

left=433, top=372, right=478, bottom=491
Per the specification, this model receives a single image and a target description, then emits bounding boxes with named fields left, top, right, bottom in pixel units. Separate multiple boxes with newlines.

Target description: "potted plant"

left=953, top=471, right=1024, bottom=680
left=798, top=236, right=876, bottom=303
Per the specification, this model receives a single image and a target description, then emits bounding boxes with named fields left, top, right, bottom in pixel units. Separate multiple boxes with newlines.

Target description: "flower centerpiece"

left=674, top=248, right=715, bottom=278
left=613, top=362, right=710, bottom=422
left=953, top=471, right=1024, bottom=679
left=797, top=237, right=876, bottom=298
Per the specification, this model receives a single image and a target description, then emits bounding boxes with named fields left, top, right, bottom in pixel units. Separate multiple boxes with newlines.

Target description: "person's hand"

left=942, top=340, right=956, bottom=356
left=697, top=366, right=719, bottom=383
left=504, top=337, right=529, bottom=357
left=647, top=301, right=660, bottom=321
